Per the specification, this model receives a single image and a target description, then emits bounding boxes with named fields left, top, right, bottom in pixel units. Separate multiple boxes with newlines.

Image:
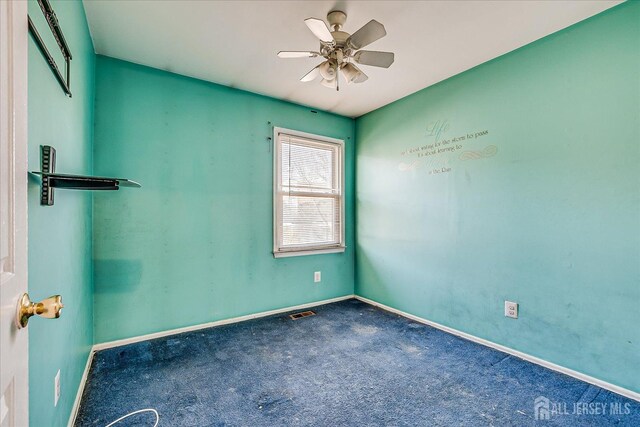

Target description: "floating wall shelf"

left=30, top=145, right=141, bottom=206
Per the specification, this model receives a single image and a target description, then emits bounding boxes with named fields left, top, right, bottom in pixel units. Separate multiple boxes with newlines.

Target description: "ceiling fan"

left=277, top=11, right=394, bottom=91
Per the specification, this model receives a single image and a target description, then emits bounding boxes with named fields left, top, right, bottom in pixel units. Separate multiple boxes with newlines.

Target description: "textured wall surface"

left=92, top=56, right=355, bottom=343
left=355, top=2, right=639, bottom=392
left=27, top=0, right=95, bottom=425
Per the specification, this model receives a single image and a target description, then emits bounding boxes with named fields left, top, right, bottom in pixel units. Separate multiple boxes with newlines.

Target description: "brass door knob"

left=15, top=293, right=64, bottom=329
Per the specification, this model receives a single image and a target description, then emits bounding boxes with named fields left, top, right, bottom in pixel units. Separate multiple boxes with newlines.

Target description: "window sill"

left=273, top=246, right=346, bottom=258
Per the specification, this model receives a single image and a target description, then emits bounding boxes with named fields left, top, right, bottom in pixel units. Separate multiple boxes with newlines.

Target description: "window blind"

left=275, top=131, right=344, bottom=255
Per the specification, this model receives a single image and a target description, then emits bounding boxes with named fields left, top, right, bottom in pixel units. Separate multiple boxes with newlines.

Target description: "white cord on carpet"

left=105, top=408, right=159, bottom=427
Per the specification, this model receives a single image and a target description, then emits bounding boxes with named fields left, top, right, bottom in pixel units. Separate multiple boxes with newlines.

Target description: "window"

left=273, top=127, right=345, bottom=258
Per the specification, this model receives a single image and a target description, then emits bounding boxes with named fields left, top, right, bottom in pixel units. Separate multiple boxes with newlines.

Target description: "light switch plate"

left=314, top=271, right=321, bottom=283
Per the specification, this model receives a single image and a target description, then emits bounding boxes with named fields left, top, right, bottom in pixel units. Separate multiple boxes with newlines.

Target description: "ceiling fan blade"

left=353, top=50, right=394, bottom=68
left=347, top=20, right=386, bottom=50
left=277, top=51, right=319, bottom=59
left=300, top=65, right=321, bottom=82
left=304, top=18, right=334, bottom=44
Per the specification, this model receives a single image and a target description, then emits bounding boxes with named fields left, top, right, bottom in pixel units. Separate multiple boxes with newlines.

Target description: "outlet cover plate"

left=314, top=271, right=321, bottom=283
left=505, top=301, right=518, bottom=319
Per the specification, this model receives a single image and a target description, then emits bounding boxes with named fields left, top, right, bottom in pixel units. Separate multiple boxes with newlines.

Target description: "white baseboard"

left=67, top=348, right=94, bottom=427
left=93, top=294, right=355, bottom=351
left=354, top=295, right=640, bottom=403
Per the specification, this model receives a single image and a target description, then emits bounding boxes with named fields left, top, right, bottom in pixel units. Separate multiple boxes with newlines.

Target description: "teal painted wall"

left=27, top=1, right=95, bottom=426
left=92, top=56, right=355, bottom=343
left=355, top=2, right=640, bottom=393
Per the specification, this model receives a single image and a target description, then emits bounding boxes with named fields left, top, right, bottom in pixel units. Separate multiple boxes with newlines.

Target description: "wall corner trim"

left=354, top=295, right=640, bottom=403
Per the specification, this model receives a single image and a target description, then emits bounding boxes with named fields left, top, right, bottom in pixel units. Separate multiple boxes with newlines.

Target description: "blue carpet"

left=75, top=299, right=639, bottom=426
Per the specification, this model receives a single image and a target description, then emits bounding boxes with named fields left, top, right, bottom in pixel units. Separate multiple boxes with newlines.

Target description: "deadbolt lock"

left=15, top=293, right=64, bottom=329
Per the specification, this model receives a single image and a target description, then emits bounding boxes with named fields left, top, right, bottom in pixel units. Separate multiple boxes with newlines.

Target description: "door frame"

left=0, top=0, right=29, bottom=425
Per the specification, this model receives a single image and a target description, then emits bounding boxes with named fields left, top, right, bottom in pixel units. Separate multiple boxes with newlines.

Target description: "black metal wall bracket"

left=30, top=146, right=141, bottom=206
left=28, top=0, right=73, bottom=97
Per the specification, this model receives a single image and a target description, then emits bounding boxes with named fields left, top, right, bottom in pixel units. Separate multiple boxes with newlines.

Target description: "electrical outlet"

left=505, top=301, right=518, bottom=319
left=314, top=271, right=321, bottom=283
left=54, top=369, right=60, bottom=407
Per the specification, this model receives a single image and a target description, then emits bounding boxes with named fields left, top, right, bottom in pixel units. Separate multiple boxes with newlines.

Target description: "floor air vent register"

left=289, top=311, right=316, bottom=320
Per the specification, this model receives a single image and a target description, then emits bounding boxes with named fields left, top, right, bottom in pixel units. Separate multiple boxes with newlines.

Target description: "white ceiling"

left=82, top=0, right=621, bottom=118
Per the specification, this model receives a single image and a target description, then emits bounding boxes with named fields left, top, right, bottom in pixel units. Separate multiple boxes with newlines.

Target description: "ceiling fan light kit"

left=277, top=10, right=394, bottom=90
left=319, top=60, right=336, bottom=80
left=341, top=63, right=361, bottom=83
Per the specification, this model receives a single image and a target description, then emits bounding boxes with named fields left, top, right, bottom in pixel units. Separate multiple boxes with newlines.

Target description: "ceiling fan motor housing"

left=329, top=31, right=350, bottom=48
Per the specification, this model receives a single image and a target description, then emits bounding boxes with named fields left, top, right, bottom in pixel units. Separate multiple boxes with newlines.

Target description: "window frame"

left=273, top=127, right=345, bottom=258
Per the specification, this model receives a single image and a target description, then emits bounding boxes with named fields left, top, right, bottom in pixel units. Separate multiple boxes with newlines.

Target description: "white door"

left=0, top=0, right=29, bottom=426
